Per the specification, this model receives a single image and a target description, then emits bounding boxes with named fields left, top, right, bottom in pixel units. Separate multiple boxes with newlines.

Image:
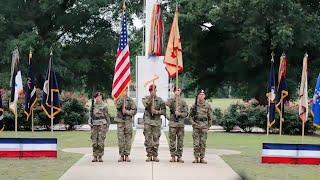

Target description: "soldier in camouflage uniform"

left=89, top=92, right=111, bottom=162
left=114, top=87, right=137, bottom=162
left=189, top=89, right=213, bottom=164
left=142, top=84, right=166, bottom=162
left=166, top=87, right=188, bottom=163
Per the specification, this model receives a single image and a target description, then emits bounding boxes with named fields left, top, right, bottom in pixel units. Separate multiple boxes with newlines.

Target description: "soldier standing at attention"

left=142, top=84, right=166, bottom=162
left=166, top=87, right=188, bottom=163
left=114, top=87, right=137, bottom=162
left=189, top=89, right=213, bottom=164
left=89, top=92, right=111, bottom=162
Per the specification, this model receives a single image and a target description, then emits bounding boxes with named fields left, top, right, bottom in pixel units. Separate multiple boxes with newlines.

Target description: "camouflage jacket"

left=166, top=97, right=188, bottom=127
left=142, top=95, right=166, bottom=127
left=189, top=101, right=213, bottom=129
left=89, top=102, right=111, bottom=126
left=114, top=96, right=137, bottom=124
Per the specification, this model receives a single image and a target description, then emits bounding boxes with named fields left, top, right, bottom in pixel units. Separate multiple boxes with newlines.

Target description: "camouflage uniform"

left=115, top=96, right=137, bottom=157
left=89, top=102, right=111, bottom=158
left=189, top=102, right=213, bottom=160
left=166, top=97, right=188, bottom=158
left=142, top=95, right=166, bottom=159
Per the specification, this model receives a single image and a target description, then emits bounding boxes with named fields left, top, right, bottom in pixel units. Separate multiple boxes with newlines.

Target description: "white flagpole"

left=32, top=109, right=34, bottom=134
left=50, top=50, right=54, bottom=136
left=51, top=89, right=53, bottom=136
left=15, top=106, right=17, bottom=136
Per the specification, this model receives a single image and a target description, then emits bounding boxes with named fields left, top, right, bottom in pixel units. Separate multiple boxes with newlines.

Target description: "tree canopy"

left=1, top=0, right=320, bottom=103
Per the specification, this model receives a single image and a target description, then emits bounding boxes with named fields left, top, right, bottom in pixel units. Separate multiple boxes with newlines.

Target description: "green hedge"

left=218, top=103, right=315, bottom=135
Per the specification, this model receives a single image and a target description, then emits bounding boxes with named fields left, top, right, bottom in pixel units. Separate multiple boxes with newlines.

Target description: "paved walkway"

left=59, top=129, right=241, bottom=180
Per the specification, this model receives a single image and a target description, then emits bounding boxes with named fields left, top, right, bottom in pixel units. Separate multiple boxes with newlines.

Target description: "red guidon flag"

left=164, top=9, right=183, bottom=77
left=148, top=2, right=163, bottom=56
left=112, top=10, right=131, bottom=100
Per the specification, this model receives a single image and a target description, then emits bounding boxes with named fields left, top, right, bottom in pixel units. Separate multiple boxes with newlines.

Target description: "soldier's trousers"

left=117, top=122, right=133, bottom=156
left=91, top=124, right=108, bottom=157
left=143, top=124, right=161, bottom=157
left=192, top=128, right=207, bottom=158
left=169, top=126, right=184, bottom=157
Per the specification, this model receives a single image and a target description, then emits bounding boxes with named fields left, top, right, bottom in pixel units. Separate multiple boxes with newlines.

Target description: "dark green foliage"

left=212, top=108, right=223, bottom=124
left=60, top=97, right=88, bottom=130
left=162, top=0, right=320, bottom=100
left=219, top=103, right=315, bottom=135
left=0, top=0, right=142, bottom=96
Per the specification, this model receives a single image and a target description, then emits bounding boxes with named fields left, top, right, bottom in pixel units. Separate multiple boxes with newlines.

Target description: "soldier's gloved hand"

left=175, top=110, right=181, bottom=117
left=124, top=109, right=131, bottom=115
left=151, top=109, right=157, bottom=115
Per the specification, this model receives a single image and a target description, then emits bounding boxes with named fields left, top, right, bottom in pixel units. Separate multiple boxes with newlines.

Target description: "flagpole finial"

left=271, top=51, right=275, bottom=62
left=122, top=0, right=126, bottom=11
left=29, top=46, right=33, bottom=57
left=29, top=48, right=33, bottom=64
left=50, top=47, right=53, bottom=56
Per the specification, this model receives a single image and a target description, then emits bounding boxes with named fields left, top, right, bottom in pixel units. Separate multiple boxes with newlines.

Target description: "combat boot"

left=146, top=156, right=152, bottom=162
left=153, top=156, right=160, bottom=162
left=200, top=158, right=207, bottom=164
left=169, top=156, right=176, bottom=162
left=118, top=156, right=124, bottom=162
left=92, top=156, right=98, bottom=162
left=125, top=155, right=131, bottom=162
left=177, top=157, right=184, bottom=163
left=192, top=157, right=199, bottom=163
left=97, top=156, right=103, bottom=162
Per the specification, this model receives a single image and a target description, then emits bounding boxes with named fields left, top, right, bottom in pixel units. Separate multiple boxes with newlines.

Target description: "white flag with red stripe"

left=112, top=10, right=131, bottom=100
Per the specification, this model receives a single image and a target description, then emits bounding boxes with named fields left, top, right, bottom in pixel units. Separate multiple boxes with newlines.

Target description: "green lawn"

left=0, top=131, right=118, bottom=180
left=181, top=132, right=320, bottom=180
left=184, top=98, right=242, bottom=111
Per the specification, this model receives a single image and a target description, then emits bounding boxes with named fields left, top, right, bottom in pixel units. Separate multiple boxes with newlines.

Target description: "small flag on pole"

left=298, top=53, right=309, bottom=122
left=41, top=54, right=61, bottom=118
left=24, top=51, right=38, bottom=120
left=9, top=49, right=23, bottom=115
left=266, top=54, right=276, bottom=127
left=148, top=2, right=163, bottom=56
left=275, top=53, right=288, bottom=118
left=312, top=74, right=320, bottom=128
left=164, top=9, right=183, bottom=77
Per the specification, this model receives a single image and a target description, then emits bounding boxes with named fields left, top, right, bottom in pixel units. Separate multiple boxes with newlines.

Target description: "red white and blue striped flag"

left=112, top=9, right=131, bottom=100
left=261, top=143, right=320, bottom=164
left=0, top=138, right=57, bottom=158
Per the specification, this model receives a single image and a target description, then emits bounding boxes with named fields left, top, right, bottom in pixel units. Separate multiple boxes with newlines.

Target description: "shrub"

left=219, top=103, right=315, bottom=135
left=60, top=97, right=88, bottom=130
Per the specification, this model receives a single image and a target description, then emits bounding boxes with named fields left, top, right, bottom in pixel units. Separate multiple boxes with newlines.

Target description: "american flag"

left=112, top=11, right=131, bottom=100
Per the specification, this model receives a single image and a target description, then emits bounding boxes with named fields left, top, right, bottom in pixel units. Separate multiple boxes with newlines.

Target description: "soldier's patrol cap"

left=94, top=91, right=103, bottom=98
left=197, top=89, right=205, bottom=95
left=149, top=84, right=157, bottom=92
left=173, top=86, right=182, bottom=92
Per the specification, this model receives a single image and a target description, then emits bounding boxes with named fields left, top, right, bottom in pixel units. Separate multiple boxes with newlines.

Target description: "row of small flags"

left=266, top=53, right=320, bottom=130
left=1, top=49, right=61, bottom=128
